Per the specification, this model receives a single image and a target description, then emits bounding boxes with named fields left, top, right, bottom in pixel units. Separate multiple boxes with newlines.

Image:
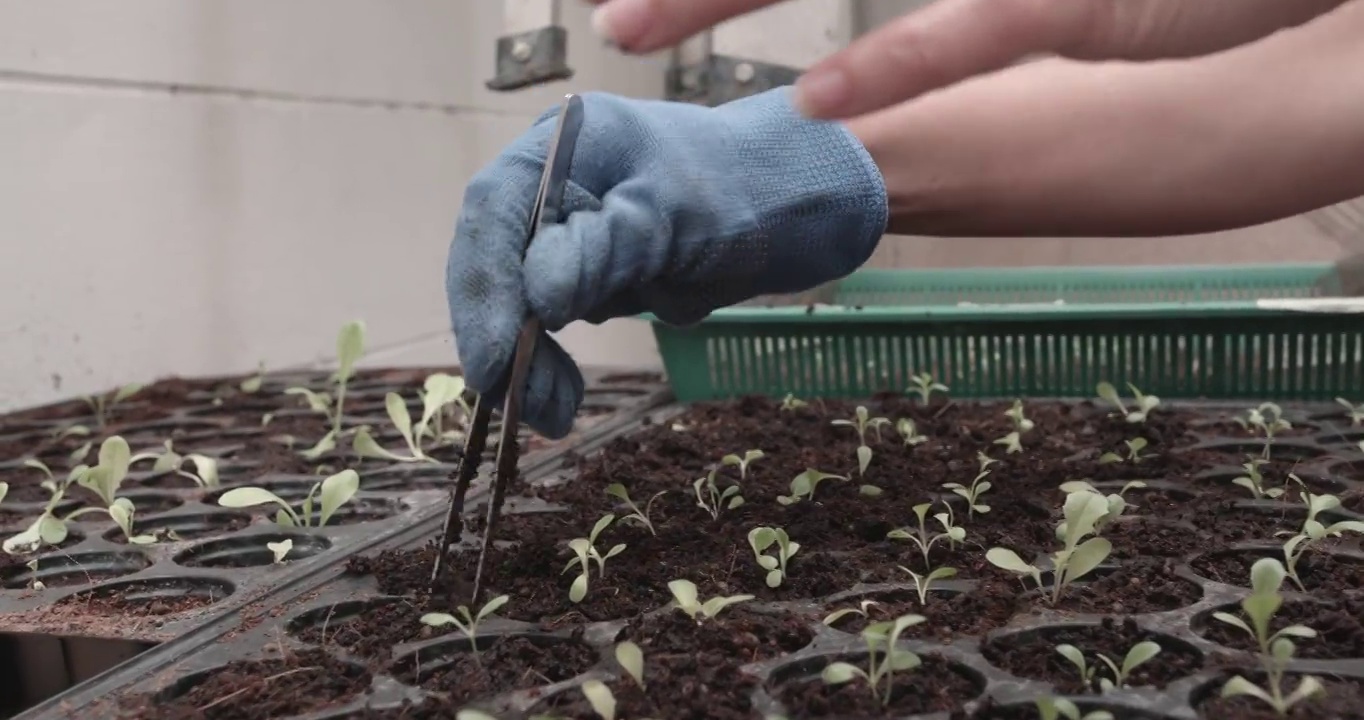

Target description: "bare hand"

left=586, top=0, right=1347, bottom=119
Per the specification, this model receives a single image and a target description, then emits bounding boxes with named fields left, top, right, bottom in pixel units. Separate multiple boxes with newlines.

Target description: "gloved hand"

left=446, top=87, right=887, bottom=439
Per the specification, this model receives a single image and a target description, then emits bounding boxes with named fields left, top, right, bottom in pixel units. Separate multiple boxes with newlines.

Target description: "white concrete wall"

left=2, top=0, right=1356, bottom=411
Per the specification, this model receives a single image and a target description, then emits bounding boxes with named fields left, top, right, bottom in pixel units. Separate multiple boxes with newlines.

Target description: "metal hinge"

left=487, top=26, right=574, bottom=92
left=666, top=54, right=801, bottom=107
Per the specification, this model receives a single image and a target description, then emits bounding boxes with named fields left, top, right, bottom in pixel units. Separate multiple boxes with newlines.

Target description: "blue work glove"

left=446, top=87, right=887, bottom=439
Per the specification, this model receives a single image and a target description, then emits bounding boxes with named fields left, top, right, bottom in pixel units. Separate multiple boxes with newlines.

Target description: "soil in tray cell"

left=981, top=618, right=1204, bottom=694
left=531, top=652, right=761, bottom=720
left=1196, top=673, right=1364, bottom=719
left=821, top=581, right=1020, bottom=640
left=392, top=633, right=598, bottom=705
left=1190, top=547, right=1364, bottom=593
left=1196, top=596, right=1364, bottom=660
left=771, top=653, right=985, bottom=718
left=616, top=606, right=814, bottom=663
left=119, top=648, right=371, bottom=720
left=290, top=597, right=436, bottom=659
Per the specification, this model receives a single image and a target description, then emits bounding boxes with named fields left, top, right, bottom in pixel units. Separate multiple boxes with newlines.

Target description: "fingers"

left=588, top=0, right=787, bottom=53
left=793, top=0, right=1092, bottom=119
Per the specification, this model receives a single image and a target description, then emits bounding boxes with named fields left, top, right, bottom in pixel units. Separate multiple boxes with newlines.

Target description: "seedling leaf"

left=616, top=641, right=645, bottom=689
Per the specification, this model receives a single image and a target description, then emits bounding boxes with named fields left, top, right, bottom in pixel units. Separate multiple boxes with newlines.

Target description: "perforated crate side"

left=832, top=263, right=1338, bottom=307
left=652, top=305, right=1364, bottom=402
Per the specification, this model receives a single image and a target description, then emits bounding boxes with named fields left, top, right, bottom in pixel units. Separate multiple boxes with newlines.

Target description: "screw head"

left=734, top=62, right=755, bottom=83
left=511, top=39, right=533, bottom=61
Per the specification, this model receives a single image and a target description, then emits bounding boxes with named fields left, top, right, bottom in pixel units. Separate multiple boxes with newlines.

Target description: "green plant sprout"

left=1280, top=494, right=1364, bottom=591
left=1095, top=381, right=1160, bottom=423
left=942, top=452, right=997, bottom=519
left=1335, top=397, right=1363, bottom=426
left=780, top=393, right=808, bottom=411
left=1056, top=640, right=1161, bottom=692
left=129, top=440, right=220, bottom=488
left=821, top=614, right=925, bottom=706
left=240, top=362, right=266, bottom=393
left=777, top=468, right=848, bottom=505
left=351, top=373, right=467, bottom=463
left=908, top=372, right=948, bottom=405
left=896, top=418, right=927, bottom=447
left=987, top=489, right=1112, bottom=605
left=419, top=594, right=510, bottom=659
left=1034, top=696, right=1115, bottom=720
left=822, top=599, right=880, bottom=627
left=267, top=539, right=292, bottom=563
left=693, top=469, right=744, bottom=519
left=1235, top=402, right=1293, bottom=442
left=84, top=383, right=142, bottom=427
left=605, top=484, right=665, bottom=536
left=1098, top=437, right=1148, bottom=465
left=898, top=565, right=956, bottom=605
left=667, top=579, right=753, bottom=622
left=0, top=482, right=6, bottom=508
left=995, top=400, right=1035, bottom=454
left=577, top=643, right=646, bottom=720
left=832, top=406, right=890, bottom=477
left=887, top=502, right=965, bottom=568
left=1233, top=457, right=1282, bottom=500
left=721, top=449, right=764, bottom=480
left=562, top=514, right=626, bottom=603
left=216, top=469, right=360, bottom=528
left=1213, top=557, right=1324, bottom=716
left=1057, top=480, right=1146, bottom=537
left=749, top=526, right=799, bottom=588
left=282, top=320, right=366, bottom=459
left=50, top=423, right=91, bottom=442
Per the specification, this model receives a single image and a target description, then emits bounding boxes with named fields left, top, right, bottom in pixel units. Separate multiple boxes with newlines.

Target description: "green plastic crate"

left=649, top=263, right=1364, bottom=402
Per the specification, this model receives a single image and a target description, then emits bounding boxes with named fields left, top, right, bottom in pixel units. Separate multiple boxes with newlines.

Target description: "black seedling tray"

left=50, top=398, right=1364, bottom=720
left=0, top=366, right=671, bottom=719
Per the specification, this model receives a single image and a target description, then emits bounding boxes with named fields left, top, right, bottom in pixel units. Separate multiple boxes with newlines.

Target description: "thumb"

left=522, top=177, right=673, bottom=331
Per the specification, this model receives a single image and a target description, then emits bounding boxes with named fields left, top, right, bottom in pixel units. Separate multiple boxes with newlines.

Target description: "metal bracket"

left=486, top=26, right=574, bottom=92
left=666, top=54, right=801, bottom=107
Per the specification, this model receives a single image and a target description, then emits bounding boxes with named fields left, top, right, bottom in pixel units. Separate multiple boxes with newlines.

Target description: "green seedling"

left=721, top=449, right=764, bottom=480
left=780, top=393, right=808, bottom=411
left=1233, top=457, right=1282, bottom=500
left=908, top=372, right=948, bottom=405
left=605, top=484, right=665, bottom=536
left=777, top=469, right=848, bottom=505
left=1280, top=493, right=1364, bottom=591
left=1034, top=696, right=1115, bottom=720
left=667, top=579, right=753, bottom=622
left=267, top=539, right=293, bottom=563
left=823, top=599, right=880, bottom=627
left=821, top=614, right=925, bottom=706
left=283, top=320, right=366, bottom=459
left=84, top=383, right=142, bottom=427
left=50, top=423, right=90, bottom=442
left=562, top=514, right=626, bottom=603
left=749, top=526, right=799, bottom=588
left=693, top=469, right=744, bottom=519
left=995, top=400, right=1035, bottom=454
left=575, top=643, right=646, bottom=720
left=420, top=594, right=510, bottom=658
left=240, top=362, right=266, bottom=393
left=987, top=489, right=1111, bottom=605
left=1057, top=480, right=1146, bottom=537
left=942, top=452, right=997, bottom=519
left=129, top=440, right=220, bottom=488
left=1056, top=640, right=1161, bottom=692
left=1214, top=557, right=1324, bottom=716
left=1236, top=402, right=1293, bottom=442
left=896, top=418, right=927, bottom=447
left=832, top=406, right=890, bottom=477
left=0, top=482, right=6, bottom=507
left=1098, top=437, right=1148, bottom=465
left=1336, top=397, right=1364, bottom=426
left=887, top=503, right=965, bottom=569
left=216, top=469, right=360, bottom=528
left=898, top=565, right=956, bottom=605
left=352, top=373, right=468, bottom=463
left=1095, top=381, right=1160, bottom=423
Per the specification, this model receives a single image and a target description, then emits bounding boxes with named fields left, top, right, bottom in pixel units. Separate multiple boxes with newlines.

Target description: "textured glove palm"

left=447, top=88, right=887, bottom=439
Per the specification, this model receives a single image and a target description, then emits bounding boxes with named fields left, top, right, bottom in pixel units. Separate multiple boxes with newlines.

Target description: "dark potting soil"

left=119, top=648, right=371, bottom=720
left=533, top=652, right=760, bottom=720
left=981, top=618, right=1203, bottom=694
left=1196, top=674, right=1364, bottom=719
left=1196, top=597, right=1364, bottom=659
left=291, top=597, right=436, bottom=659
left=55, top=580, right=223, bottom=618
left=1190, top=547, right=1364, bottom=593
left=393, top=634, right=598, bottom=704
left=619, top=606, right=813, bottom=663
left=1051, top=558, right=1204, bottom=616
left=1104, top=517, right=1203, bottom=559
left=822, top=581, right=1019, bottom=640
left=774, top=654, right=983, bottom=718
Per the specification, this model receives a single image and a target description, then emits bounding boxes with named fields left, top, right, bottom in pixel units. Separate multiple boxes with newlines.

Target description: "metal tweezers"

left=429, top=93, right=585, bottom=600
